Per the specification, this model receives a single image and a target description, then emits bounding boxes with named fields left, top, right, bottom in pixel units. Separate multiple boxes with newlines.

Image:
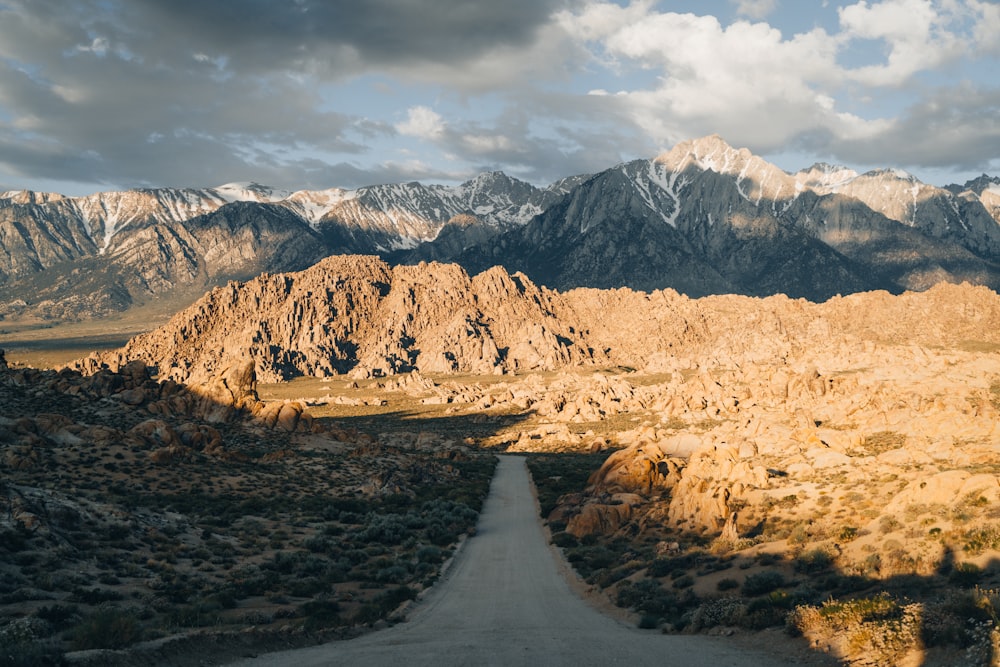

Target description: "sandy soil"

left=226, top=456, right=831, bottom=667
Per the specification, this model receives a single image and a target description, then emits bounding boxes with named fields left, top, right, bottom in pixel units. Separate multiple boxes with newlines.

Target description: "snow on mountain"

left=0, top=190, right=69, bottom=205
left=81, top=189, right=227, bottom=253
left=655, top=135, right=800, bottom=204
left=793, top=163, right=860, bottom=192
left=281, top=188, right=358, bottom=225
left=212, top=182, right=292, bottom=203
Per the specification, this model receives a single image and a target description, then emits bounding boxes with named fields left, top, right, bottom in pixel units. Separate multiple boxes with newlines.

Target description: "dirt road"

left=229, top=456, right=817, bottom=666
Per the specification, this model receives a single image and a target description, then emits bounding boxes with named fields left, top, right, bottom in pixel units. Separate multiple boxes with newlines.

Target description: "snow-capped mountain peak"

left=213, top=182, right=292, bottom=203
left=793, top=163, right=860, bottom=192
left=656, top=135, right=799, bottom=203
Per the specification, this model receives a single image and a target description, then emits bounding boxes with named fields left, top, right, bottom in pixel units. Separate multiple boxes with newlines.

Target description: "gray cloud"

left=0, top=0, right=577, bottom=193
left=99, top=0, right=564, bottom=77
left=808, top=84, right=1000, bottom=175
left=0, top=0, right=408, bottom=191
left=1, top=0, right=997, bottom=196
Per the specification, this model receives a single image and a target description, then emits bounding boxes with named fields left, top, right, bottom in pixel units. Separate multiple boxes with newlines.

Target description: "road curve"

left=229, top=456, right=809, bottom=667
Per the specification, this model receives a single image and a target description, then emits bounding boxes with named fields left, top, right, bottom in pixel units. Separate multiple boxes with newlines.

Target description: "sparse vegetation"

left=6, top=273, right=1000, bottom=666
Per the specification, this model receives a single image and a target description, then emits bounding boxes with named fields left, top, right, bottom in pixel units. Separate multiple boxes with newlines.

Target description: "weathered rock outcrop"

left=84, top=256, right=596, bottom=382
left=80, top=256, right=1000, bottom=388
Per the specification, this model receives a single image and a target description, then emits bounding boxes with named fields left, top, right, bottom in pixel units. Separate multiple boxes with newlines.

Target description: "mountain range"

left=2, top=135, right=999, bottom=322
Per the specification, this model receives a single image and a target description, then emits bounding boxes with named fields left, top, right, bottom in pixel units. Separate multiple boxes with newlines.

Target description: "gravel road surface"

left=228, top=456, right=817, bottom=666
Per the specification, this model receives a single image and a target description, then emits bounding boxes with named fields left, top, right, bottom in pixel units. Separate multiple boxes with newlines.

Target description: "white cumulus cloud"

left=396, top=106, right=446, bottom=140
left=837, top=0, right=966, bottom=86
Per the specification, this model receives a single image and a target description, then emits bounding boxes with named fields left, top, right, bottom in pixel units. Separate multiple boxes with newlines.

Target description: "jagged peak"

left=859, top=167, right=922, bottom=183
left=458, top=171, right=538, bottom=198
left=799, top=162, right=857, bottom=177
left=462, top=170, right=514, bottom=186
left=656, top=134, right=747, bottom=172
left=794, top=163, right=860, bottom=192
left=0, top=189, right=68, bottom=205
left=213, top=182, right=291, bottom=203
left=653, top=135, right=799, bottom=202
left=952, top=173, right=1000, bottom=196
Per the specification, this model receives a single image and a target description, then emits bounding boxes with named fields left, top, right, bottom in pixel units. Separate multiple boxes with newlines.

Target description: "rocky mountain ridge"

left=0, top=173, right=554, bottom=321
left=81, top=255, right=1000, bottom=385
left=3, top=135, right=1000, bottom=320
left=439, top=136, right=1000, bottom=300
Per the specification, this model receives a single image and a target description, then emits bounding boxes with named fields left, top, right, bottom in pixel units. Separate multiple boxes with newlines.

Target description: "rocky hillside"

left=80, top=256, right=594, bottom=383
left=81, top=255, right=1000, bottom=385
left=0, top=350, right=496, bottom=663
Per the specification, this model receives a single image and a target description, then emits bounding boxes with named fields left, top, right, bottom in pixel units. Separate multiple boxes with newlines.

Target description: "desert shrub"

left=358, top=514, right=410, bottom=545
left=859, top=431, right=906, bottom=455
left=567, top=545, right=617, bottom=577
left=352, top=585, right=418, bottom=625
left=791, top=594, right=922, bottom=666
left=551, top=532, right=579, bottom=549
left=68, top=587, right=123, bottom=605
left=303, top=534, right=333, bottom=553
left=838, top=525, right=859, bottom=541
left=742, top=570, right=785, bottom=597
left=744, top=590, right=798, bottom=629
left=416, top=545, right=445, bottom=563
left=419, top=499, right=479, bottom=546
left=648, top=554, right=697, bottom=578
left=287, top=576, right=332, bottom=597
left=878, top=515, right=902, bottom=534
left=755, top=552, right=781, bottom=566
left=0, top=528, right=30, bottom=553
left=70, top=608, right=143, bottom=650
left=949, top=562, right=983, bottom=587
left=637, top=614, right=659, bottom=629
left=0, top=640, right=66, bottom=667
left=0, top=617, right=50, bottom=649
left=590, top=566, right=632, bottom=589
left=690, top=597, right=747, bottom=630
left=34, top=604, right=80, bottom=631
left=794, top=547, right=835, bottom=574
left=717, top=578, right=740, bottom=592
left=525, top=452, right=611, bottom=517
left=963, top=523, right=1000, bottom=555
left=301, top=599, right=342, bottom=631
left=921, top=588, right=998, bottom=648
left=227, top=565, right=279, bottom=598
left=375, top=565, right=409, bottom=584
left=166, top=601, right=222, bottom=628
left=788, top=523, right=811, bottom=545
left=616, top=579, right=696, bottom=621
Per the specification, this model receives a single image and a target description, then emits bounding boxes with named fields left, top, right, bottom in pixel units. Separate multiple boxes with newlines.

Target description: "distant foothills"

left=2, top=134, right=999, bottom=323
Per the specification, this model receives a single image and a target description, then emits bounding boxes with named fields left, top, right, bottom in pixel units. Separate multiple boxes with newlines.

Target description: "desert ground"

left=3, top=279, right=1000, bottom=666
left=226, top=456, right=829, bottom=666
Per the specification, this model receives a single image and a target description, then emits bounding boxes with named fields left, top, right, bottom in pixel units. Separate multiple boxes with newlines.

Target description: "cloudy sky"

left=0, top=0, right=998, bottom=196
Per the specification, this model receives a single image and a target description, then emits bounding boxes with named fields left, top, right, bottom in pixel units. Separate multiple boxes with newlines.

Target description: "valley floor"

left=225, top=456, right=830, bottom=667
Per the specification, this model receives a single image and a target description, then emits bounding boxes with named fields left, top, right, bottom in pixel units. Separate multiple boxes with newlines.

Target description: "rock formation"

left=80, top=256, right=1000, bottom=388
left=83, top=256, right=596, bottom=382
